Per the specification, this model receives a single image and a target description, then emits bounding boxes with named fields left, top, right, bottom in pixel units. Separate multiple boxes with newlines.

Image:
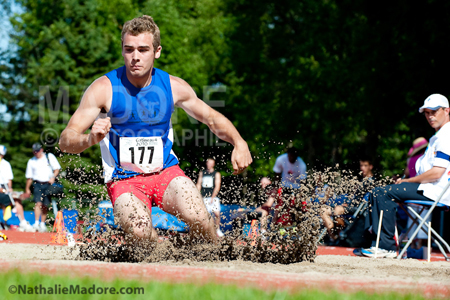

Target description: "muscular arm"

left=398, top=166, right=446, bottom=184
left=171, top=76, right=252, bottom=174
left=211, top=172, right=221, bottom=199
left=196, top=172, right=203, bottom=191
left=59, top=76, right=112, bottom=154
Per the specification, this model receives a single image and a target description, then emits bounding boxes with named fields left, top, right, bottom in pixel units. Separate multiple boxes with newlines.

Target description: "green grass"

left=1, top=269, right=430, bottom=300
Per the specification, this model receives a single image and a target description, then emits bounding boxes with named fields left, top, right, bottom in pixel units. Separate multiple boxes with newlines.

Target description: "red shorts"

left=106, top=165, right=189, bottom=211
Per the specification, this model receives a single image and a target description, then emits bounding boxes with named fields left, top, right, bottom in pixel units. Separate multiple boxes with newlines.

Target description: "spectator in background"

left=321, top=157, right=374, bottom=240
left=273, top=147, right=307, bottom=189
left=359, top=157, right=374, bottom=179
left=405, top=138, right=428, bottom=178
left=361, top=94, right=450, bottom=258
left=196, top=158, right=224, bottom=237
left=0, top=145, right=35, bottom=232
left=23, top=143, right=61, bottom=232
left=272, top=147, right=307, bottom=228
left=403, top=137, right=430, bottom=250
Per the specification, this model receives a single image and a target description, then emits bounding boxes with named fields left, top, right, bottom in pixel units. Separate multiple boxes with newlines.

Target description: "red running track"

left=0, top=231, right=449, bottom=299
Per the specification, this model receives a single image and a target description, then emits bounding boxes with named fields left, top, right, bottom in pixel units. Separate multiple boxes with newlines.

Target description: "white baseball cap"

left=0, top=145, right=6, bottom=156
left=419, top=94, right=449, bottom=113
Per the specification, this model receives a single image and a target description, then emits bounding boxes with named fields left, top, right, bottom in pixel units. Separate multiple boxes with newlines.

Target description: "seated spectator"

left=360, top=94, right=450, bottom=258
left=320, top=158, right=374, bottom=240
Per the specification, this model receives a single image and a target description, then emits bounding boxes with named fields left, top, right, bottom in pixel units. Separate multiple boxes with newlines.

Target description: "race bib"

left=119, top=137, right=164, bottom=173
left=202, top=176, right=214, bottom=188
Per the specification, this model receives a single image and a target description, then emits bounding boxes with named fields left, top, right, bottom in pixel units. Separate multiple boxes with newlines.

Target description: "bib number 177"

left=129, top=146, right=155, bottom=165
left=119, top=137, right=164, bottom=173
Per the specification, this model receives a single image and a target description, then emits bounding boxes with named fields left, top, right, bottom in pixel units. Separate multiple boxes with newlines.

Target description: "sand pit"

left=0, top=242, right=449, bottom=298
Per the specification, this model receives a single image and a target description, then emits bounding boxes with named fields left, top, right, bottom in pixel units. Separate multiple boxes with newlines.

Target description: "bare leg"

left=213, top=211, right=221, bottom=228
left=41, top=206, right=48, bottom=223
left=34, top=202, right=42, bottom=223
left=114, top=192, right=158, bottom=242
left=14, top=200, right=25, bottom=221
left=162, top=177, right=217, bottom=242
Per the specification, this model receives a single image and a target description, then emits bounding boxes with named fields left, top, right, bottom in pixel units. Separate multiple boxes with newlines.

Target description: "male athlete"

left=59, top=15, right=252, bottom=243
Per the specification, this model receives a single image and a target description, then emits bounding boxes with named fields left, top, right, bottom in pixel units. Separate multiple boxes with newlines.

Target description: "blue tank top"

left=99, top=66, right=178, bottom=183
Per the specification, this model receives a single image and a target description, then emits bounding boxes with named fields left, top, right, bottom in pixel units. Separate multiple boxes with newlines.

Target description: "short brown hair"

left=121, top=15, right=161, bottom=51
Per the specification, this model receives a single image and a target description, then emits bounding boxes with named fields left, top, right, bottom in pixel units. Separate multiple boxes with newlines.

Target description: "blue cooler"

left=62, top=209, right=78, bottom=234
left=96, top=200, right=117, bottom=231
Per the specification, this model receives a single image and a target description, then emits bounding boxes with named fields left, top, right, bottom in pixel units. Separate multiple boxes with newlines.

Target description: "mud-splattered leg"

left=114, top=193, right=158, bottom=242
left=162, top=176, right=217, bottom=242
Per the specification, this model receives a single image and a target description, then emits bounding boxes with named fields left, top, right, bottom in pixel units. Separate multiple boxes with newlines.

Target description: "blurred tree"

left=2, top=0, right=450, bottom=201
left=0, top=0, right=229, bottom=200
left=221, top=0, right=450, bottom=177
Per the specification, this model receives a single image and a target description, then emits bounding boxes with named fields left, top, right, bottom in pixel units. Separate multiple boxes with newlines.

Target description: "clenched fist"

left=88, top=117, right=111, bottom=146
left=231, top=140, right=253, bottom=175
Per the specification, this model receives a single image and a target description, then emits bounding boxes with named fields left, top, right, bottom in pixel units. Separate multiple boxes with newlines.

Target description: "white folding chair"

left=397, top=181, right=450, bottom=261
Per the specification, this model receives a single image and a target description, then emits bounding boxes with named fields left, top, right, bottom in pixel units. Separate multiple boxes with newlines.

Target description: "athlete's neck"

left=207, top=167, right=215, bottom=173
left=126, top=68, right=153, bottom=88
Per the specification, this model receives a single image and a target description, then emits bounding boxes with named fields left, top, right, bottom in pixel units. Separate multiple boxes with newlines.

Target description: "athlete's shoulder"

left=169, top=74, right=189, bottom=88
left=170, top=75, right=196, bottom=105
left=83, top=75, right=112, bottom=109
left=93, top=75, right=113, bottom=89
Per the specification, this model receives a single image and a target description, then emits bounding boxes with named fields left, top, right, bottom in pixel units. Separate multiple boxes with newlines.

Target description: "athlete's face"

left=423, top=107, right=450, bottom=131
left=122, top=32, right=162, bottom=78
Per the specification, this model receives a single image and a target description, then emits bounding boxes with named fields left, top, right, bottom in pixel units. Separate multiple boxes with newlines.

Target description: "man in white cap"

left=360, top=94, right=450, bottom=258
left=0, top=145, right=35, bottom=232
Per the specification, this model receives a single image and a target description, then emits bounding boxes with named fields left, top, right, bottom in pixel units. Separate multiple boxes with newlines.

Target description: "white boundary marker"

left=428, top=221, right=431, bottom=263
left=374, top=210, right=384, bottom=258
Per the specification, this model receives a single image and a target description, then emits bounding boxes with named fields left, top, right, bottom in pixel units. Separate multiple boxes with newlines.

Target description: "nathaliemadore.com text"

left=8, top=284, right=144, bottom=295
